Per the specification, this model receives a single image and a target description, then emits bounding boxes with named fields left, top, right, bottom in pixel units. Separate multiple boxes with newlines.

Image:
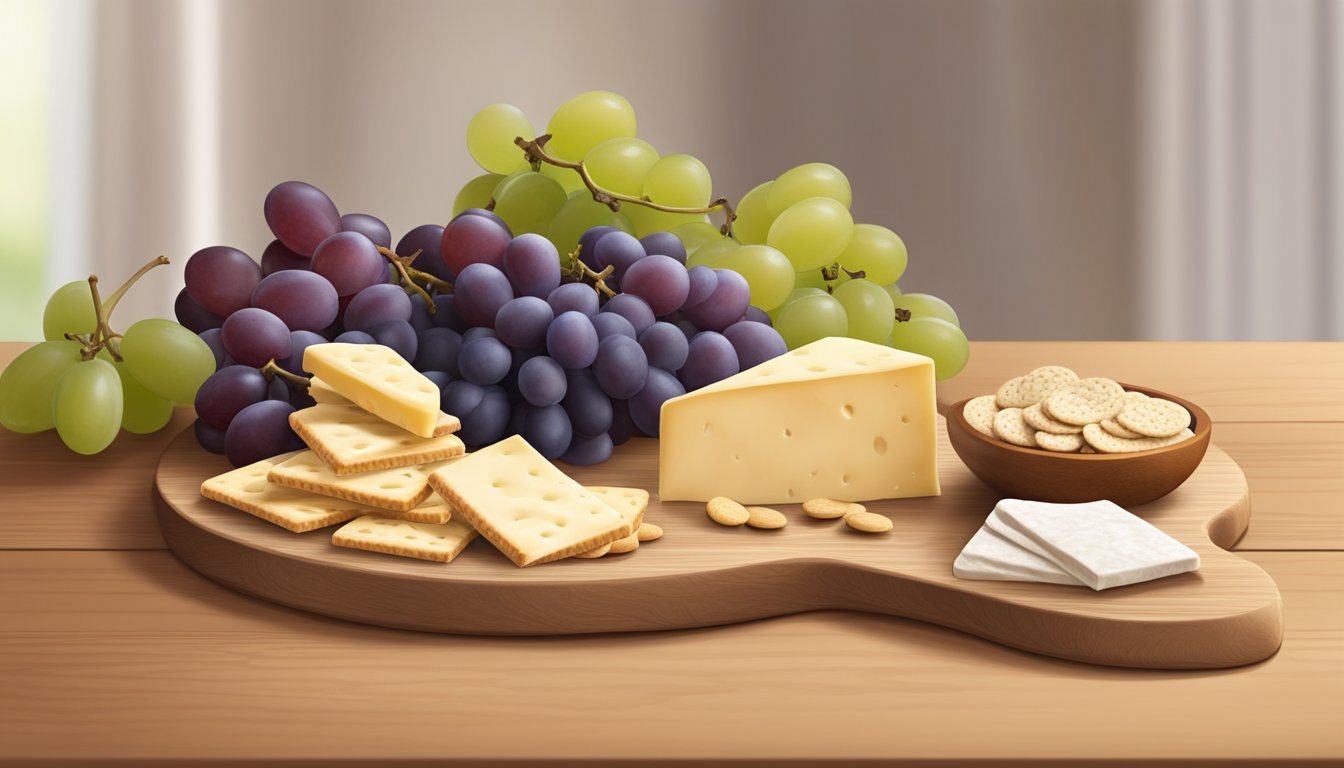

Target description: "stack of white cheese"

left=953, top=499, right=1200, bottom=590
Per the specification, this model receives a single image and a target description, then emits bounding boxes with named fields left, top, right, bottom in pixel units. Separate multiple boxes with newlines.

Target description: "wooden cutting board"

left=153, top=421, right=1282, bottom=670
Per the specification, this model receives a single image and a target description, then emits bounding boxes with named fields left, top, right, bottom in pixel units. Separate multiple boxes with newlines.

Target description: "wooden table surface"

left=2, top=340, right=1341, bottom=766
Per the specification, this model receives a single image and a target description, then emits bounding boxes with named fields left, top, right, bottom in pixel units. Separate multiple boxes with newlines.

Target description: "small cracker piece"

left=636, top=522, right=663, bottom=542
left=803, top=498, right=864, bottom=519
left=1083, top=424, right=1195, bottom=454
left=267, top=450, right=450, bottom=512
left=1116, top=397, right=1191, bottom=438
left=746, top=506, right=788, bottom=529
left=1100, top=418, right=1142, bottom=439
left=332, top=515, right=477, bottom=563
left=576, top=486, right=650, bottom=557
left=1043, top=377, right=1125, bottom=426
left=1035, top=431, right=1085, bottom=453
left=962, top=395, right=999, bottom=438
left=707, top=496, right=750, bottom=526
left=572, top=543, right=612, bottom=559
left=608, top=533, right=640, bottom=554
left=1022, top=402, right=1083, bottom=435
left=845, top=512, right=893, bottom=533
left=290, top=403, right=465, bottom=475
left=199, top=452, right=369, bottom=533
left=992, top=407, right=1038, bottom=448
left=996, top=366, right=1079, bottom=408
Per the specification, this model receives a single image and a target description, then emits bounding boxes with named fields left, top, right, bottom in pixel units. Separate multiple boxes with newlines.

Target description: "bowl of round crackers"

left=946, top=366, right=1211, bottom=507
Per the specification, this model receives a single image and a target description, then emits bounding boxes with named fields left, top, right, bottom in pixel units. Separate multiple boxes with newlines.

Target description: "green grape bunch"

left=0, top=257, right=214, bottom=455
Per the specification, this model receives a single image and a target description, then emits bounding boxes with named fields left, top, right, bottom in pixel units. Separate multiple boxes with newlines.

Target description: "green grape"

left=52, top=358, right=123, bottom=455
left=622, top=205, right=703, bottom=238
left=491, top=171, right=567, bottom=236
left=545, top=90, right=637, bottom=165
left=836, top=224, right=908, bottom=286
left=766, top=162, right=851, bottom=217
left=888, top=317, right=969, bottom=380
left=98, top=350, right=174, bottom=434
left=720, top=244, right=795, bottom=311
left=773, top=292, right=848, bottom=349
left=671, top=221, right=726, bottom=255
left=119, top=318, right=214, bottom=404
left=883, top=282, right=903, bottom=306
left=895, top=292, right=960, bottom=327
left=452, top=173, right=505, bottom=216
left=540, top=163, right=587, bottom=195
left=583, top=137, right=658, bottom=197
left=732, top=181, right=774, bottom=245
left=643, top=154, right=712, bottom=208
left=832, top=279, right=895, bottom=344
left=0, top=340, right=83, bottom=433
left=793, top=267, right=829, bottom=291
left=686, top=238, right=739, bottom=269
left=43, top=280, right=98, bottom=342
left=767, top=287, right=828, bottom=322
left=466, top=103, right=534, bottom=175
left=547, top=191, right=634, bottom=260
left=766, top=197, right=854, bottom=271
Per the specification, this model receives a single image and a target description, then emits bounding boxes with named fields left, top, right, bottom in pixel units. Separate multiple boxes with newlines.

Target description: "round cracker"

left=746, top=506, right=788, bottom=530
left=1043, top=377, right=1125, bottom=426
left=992, top=407, right=1038, bottom=448
left=1082, top=423, right=1194, bottom=454
left=636, top=522, right=663, bottom=542
left=1100, top=418, right=1142, bottom=439
left=963, top=395, right=999, bottom=438
left=845, top=512, right=893, bottom=533
left=707, top=497, right=749, bottom=526
left=1035, top=431, right=1085, bottom=453
left=1116, top=397, right=1191, bottom=438
left=1022, top=402, right=1083, bottom=435
left=608, top=533, right=640, bottom=554
left=573, top=543, right=611, bottom=559
left=996, top=366, right=1079, bottom=408
left=803, top=498, right=863, bottom=519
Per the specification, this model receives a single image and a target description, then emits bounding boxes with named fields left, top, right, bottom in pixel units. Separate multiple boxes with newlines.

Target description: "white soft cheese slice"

left=658, top=337, right=940, bottom=504
left=303, top=343, right=440, bottom=438
left=953, top=524, right=1083, bottom=586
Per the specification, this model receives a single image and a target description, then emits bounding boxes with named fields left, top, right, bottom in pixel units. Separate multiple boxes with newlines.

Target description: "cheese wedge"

left=289, top=403, right=464, bottom=475
left=658, top=337, right=940, bottom=504
left=303, top=343, right=440, bottom=438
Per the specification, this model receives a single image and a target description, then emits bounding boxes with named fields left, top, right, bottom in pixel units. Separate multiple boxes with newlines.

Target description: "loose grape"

left=220, top=308, right=292, bottom=368
left=836, top=224, right=908, bottom=286
left=766, top=162, right=852, bottom=216
left=310, top=232, right=386, bottom=298
left=184, top=246, right=261, bottom=316
left=264, top=181, right=341, bottom=257
left=120, top=318, right=215, bottom=404
left=43, top=280, right=98, bottom=341
left=466, top=103, right=534, bottom=175
left=545, top=90, right=637, bottom=164
left=888, top=316, right=969, bottom=380
left=52, top=358, right=123, bottom=455
left=833, top=278, right=896, bottom=344
left=0, top=340, right=82, bottom=433
left=767, top=197, right=854, bottom=272
left=251, top=270, right=340, bottom=333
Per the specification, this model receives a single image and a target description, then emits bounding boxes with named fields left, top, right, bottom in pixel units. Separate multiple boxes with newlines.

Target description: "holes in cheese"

left=303, top=343, right=440, bottom=438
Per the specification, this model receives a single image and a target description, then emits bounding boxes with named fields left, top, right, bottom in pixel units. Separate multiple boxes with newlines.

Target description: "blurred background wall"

left=1, top=0, right=1339, bottom=341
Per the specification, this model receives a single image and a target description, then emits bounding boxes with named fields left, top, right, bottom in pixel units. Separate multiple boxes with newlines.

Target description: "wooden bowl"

left=945, top=384, right=1212, bottom=507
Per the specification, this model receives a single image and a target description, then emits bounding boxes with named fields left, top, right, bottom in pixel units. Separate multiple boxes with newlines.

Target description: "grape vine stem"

left=82, top=277, right=116, bottom=361
left=562, top=245, right=617, bottom=298
left=260, top=360, right=311, bottom=388
left=515, top=135, right=739, bottom=237
left=376, top=246, right=451, bottom=310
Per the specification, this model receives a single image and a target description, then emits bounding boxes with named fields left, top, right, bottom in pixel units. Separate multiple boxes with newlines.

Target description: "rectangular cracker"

left=332, top=515, right=477, bottom=563
left=308, top=376, right=351, bottom=404
left=953, top=524, right=1082, bottom=586
left=290, top=403, right=464, bottom=475
left=427, top=435, right=632, bottom=567
left=199, top=452, right=368, bottom=532
left=303, top=343, right=441, bottom=437
left=267, top=450, right=457, bottom=512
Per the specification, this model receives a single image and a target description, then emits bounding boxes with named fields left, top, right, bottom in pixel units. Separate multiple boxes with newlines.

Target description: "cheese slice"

left=659, top=337, right=940, bottom=504
left=308, top=376, right=351, bottom=404
left=289, top=403, right=463, bottom=475
left=953, top=524, right=1082, bottom=586
left=303, top=343, right=440, bottom=438
left=427, top=435, right=632, bottom=567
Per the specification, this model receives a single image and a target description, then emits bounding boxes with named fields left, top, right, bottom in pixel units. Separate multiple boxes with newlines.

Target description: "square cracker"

left=577, top=486, right=650, bottom=558
left=267, top=450, right=455, bottom=512
left=199, top=452, right=368, bottom=533
left=427, top=435, right=632, bottom=567
left=290, top=403, right=464, bottom=475
left=332, top=515, right=477, bottom=563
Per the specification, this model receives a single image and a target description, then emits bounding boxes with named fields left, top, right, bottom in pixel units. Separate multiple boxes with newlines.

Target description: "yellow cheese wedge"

left=658, top=337, right=941, bottom=504
left=303, top=343, right=440, bottom=438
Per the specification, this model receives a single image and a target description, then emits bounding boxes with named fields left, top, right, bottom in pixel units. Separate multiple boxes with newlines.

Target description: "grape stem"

left=375, top=245, right=451, bottom=311
left=259, top=360, right=311, bottom=388
left=102, top=255, right=170, bottom=319
left=65, top=256, right=172, bottom=360
left=562, top=245, right=617, bottom=298
left=894, top=307, right=913, bottom=323
left=82, top=276, right=115, bottom=361
left=514, top=134, right=739, bottom=238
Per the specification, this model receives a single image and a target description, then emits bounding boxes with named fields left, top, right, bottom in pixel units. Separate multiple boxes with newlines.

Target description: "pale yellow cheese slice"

left=267, top=450, right=456, bottom=512
left=289, top=403, right=463, bottom=475
left=303, top=343, right=440, bottom=438
left=427, top=435, right=632, bottom=567
left=332, top=515, right=477, bottom=563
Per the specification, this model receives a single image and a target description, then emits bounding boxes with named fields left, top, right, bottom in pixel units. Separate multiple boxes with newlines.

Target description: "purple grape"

left=421, top=370, right=451, bottom=390
left=463, top=327, right=497, bottom=342
left=547, top=282, right=599, bottom=317
left=334, top=330, right=376, bottom=344
left=600, top=293, right=655, bottom=336
left=577, top=225, right=618, bottom=270
left=559, top=431, right=613, bottom=466
left=638, top=321, right=690, bottom=373
left=441, top=213, right=510, bottom=276
left=684, top=265, right=718, bottom=308
left=609, top=398, right=636, bottom=445
left=260, top=239, right=310, bottom=276
left=723, top=320, right=788, bottom=371
left=184, top=246, right=261, bottom=316
left=680, top=331, right=740, bottom=391
left=224, top=399, right=303, bottom=467
left=629, top=367, right=685, bottom=438
left=175, top=287, right=224, bottom=333
left=640, top=231, right=687, bottom=264
left=277, top=330, right=327, bottom=376
left=453, top=263, right=514, bottom=329
left=199, top=328, right=226, bottom=370
left=546, top=311, right=599, bottom=369
left=503, top=233, right=562, bottom=299
left=340, top=213, right=392, bottom=249
left=592, top=230, right=646, bottom=286
left=494, top=296, right=553, bottom=349
left=517, top=355, right=567, bottom=407
left=621, top=255, right=690, bottom=316
left=458, top=336, right=511, bottom=386
left=369, top=319, right=417, bottom=362
left=221, top=307, right=292, bottom=367
left=343, top=283, right=413, bottom=333
left=414, top=327, right=462, bottom=375
left=743, top=306, right=772, bottom=326
left=397, top=224, right=451, bottom=282
left=522, top=404, right=572, bottom=460
left=454, top=207, right=511, bottom=233
left=408, top=296, right=433, bottom=333
left=682, top=269, right=751, bottom=332
left=591, top=312, right=636, bottom=341
left=310, top=231, right=387, bottom=298
left=194, top=418, right=227, bottom=454
left=442, top=380, right=485, bottom=420
left=458, top=385, right=510, bottom=449
left=194, top=365, right=268, bottom=430
left=432, top=294, right=468, bottom=332
left=593, top=335, right=649, bottom=399
left=267, top=375, right=291, bottom=404
left=251, top=270, right=339, bottom=333
left=562, top=367, right=613, bottom=438
left=264, top=181, right=341, bottom=256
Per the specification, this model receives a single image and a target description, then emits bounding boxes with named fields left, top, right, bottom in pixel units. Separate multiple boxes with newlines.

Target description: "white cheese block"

left=658, top=337, right=940, bottom=505
left=953, top=524, right=1083, bottom=586
left=991, top=498, right=1201, bottom=591
left=303, top=343, right=440, bottom=438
